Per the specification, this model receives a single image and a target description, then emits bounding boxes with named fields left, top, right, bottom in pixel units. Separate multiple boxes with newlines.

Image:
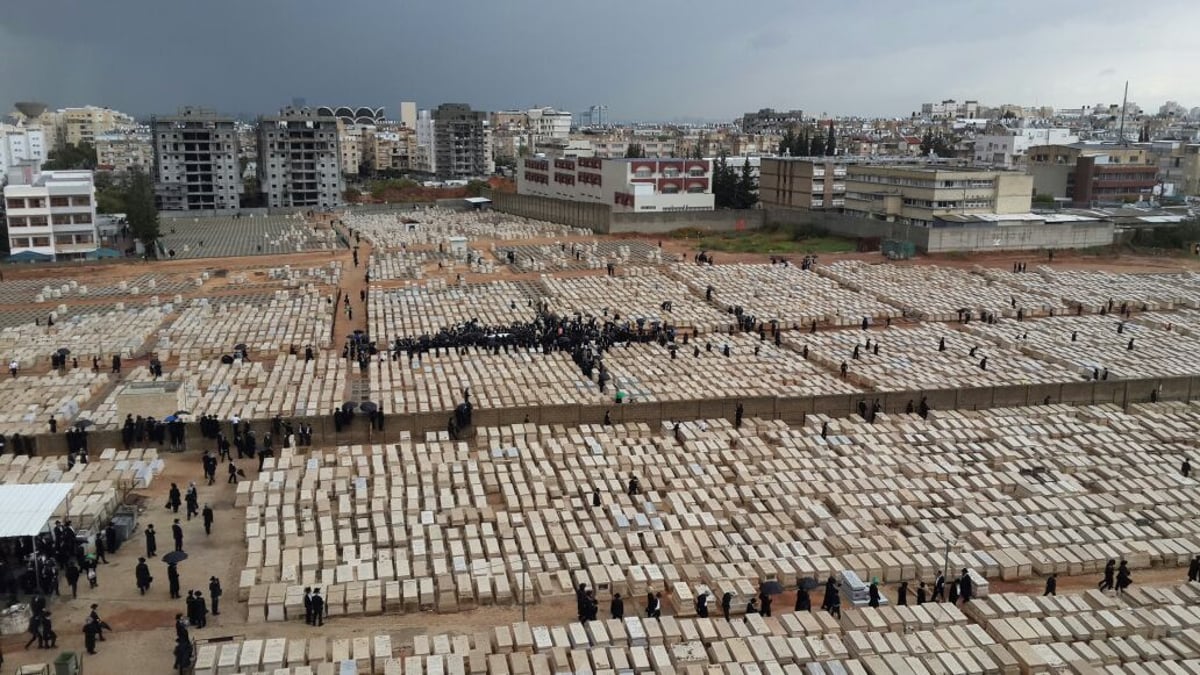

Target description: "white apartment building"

left=973, top=128, right=1079, bottom=169
left=96, top=130, right=153, bottom=174
left=4, top=170, right=99, bottom=260
left=527, top=107, right=572, bottom=145
left=0, top=124, right=47, bottom=177
left=518, top=157, right=714, bottom=212
left=337, top=121, right=366, bottom=176
left=415, top=109, right=436, bottom=174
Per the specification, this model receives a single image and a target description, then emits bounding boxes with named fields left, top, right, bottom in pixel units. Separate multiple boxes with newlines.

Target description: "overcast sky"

left=2, top=0, right=1198, bottom=122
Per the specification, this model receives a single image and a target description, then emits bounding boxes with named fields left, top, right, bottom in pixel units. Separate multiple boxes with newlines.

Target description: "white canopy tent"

left=0, top=483, right=74, bottom=538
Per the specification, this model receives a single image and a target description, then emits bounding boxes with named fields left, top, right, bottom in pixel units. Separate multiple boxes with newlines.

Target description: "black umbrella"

left=341, top=402, right=357, bottom=413
left=162, top=551, right=188, bottom=564
left=57, top=348, right=70, bottom=355
left=798, top=576, right=820, bottom=591
left=74, top=419, right=94, bottom=429
left=760, top=580, right=785, bottom=596
left=353, top=329, right=364, bottom=335
left=234, top=343, right=247, bottom=351
left=174, top=410, right=191, bottom=416
left=359, top=402, right=378, bottom=414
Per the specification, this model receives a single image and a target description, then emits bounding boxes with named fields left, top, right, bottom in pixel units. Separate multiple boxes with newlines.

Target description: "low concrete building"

left=4, top=169, right=99, bottom=260
left=517, top=156, right=714, bottom=213
left=844, top=165, right=1033, bottom=227
left=973, top=128, right=1078, bottom=169
left=1025, top=143, right=1158, bottom=206
left=759, top=158, right=847, bottom=210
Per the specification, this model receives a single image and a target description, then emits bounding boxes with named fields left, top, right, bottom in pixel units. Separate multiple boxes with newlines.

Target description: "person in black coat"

left=175, top=614, right=189, bottom=643
left=821, top=576, right=837, bottom=611
left=105, top=524, right=117, bottom=555
left=1116, top=561, right=1132, bottom=594
left=744, top=597, right=758, bottom=618
left=172, top=519, right=184, bottom=552
left=193, top=591, right=208, bottom=628
left=83, top=616, right=100, bottom=654
left=958, top=569, right=973, bottom=604
left=695, top=591, right=709, bottom=618
left=759, top=590, right=772, bottom=617
left=145, top=525, right=157, bottom=558
left=174, top=637, right=193, bottom=674
left=303, top=587, right=313, bottom=625
left=310, top=589, right=325, bottom=626
left=610, top=593, right=624, bottom=619
left=209, top=577, right=222, bottom=616
left=794, top=584, right=811, bottom=612
left=167, top=562, right=181, bottom=599
left=1188, top=556, right=1200, bottom=583
left=167, top=484, right=181, bottom=513
left=64, top=562, right=80, bottom=599
left=38, top=612, right=56, bottom=648
left=202, top=505, right=214, bottom=536
left=868, top=581, right=880, bottom=608
left=897, top=581, right=908, bottom=606
left=1100, top=559, right=1115, bottom=591
left=1044, top=574, right=1057, bottom=596
left=916, top=582, right=927, bottom=605
left=135, top=558, right=152, bottom=594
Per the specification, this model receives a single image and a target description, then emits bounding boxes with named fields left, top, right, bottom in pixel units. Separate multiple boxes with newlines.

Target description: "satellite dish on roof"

left=14, top=102, right=47, bottom=118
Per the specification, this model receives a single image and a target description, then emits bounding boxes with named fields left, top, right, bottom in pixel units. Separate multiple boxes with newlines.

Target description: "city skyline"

left=2, top=0, right=1199, bottom=122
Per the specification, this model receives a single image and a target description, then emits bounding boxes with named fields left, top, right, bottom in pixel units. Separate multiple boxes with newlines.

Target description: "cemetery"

left=6, top=207, right=1200, bottom=673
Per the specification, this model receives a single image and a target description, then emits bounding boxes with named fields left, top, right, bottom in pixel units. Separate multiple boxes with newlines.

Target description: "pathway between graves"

left=331, top=217, right=374, bottom=403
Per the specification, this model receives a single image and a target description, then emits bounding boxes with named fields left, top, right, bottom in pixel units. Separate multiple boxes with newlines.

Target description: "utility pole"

left=1118, top=81, right=1130, bottom=146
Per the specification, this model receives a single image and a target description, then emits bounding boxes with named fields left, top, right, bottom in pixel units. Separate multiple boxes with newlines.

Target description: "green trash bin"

left=54, top=651, right=80, bottom=675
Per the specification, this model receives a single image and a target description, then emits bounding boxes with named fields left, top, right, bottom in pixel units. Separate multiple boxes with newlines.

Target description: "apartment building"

left=151, top=107, right=242, bottom=211
left=920, top=99, right=981, bottom=120
left=396, top=102, right=417, bottom=131
left=63, top=106, right=136, bottom=146
left=4, top=169, right=98, bottom=259
left=844, top=166, right=1033, bottom=227
left=758, top=158, right=848, bottom=210
left=432, top=103, right=492, bottom=179
left=414, top=109, right=436, bottom=174
left=95, top=131, right=153, bottom=174
left=972, top=128, right=1078, bottom=169
left=370, top=127, right=413, bottom=172
left=257, top=107, right=343, bottom=209
left=1025, top=143, right=1158, bottom=206
left=590, top=139, right=677, bottom=158
left=739, top=108, right=805, bottom=134
left=1171, top=144, right=1200, bottom=196
left=517, top=157, right=714, bottom=213
left=527, top=107, right=573, bottom=145
left=0, top=124, right=47, bottom=176
left=337, top=121, right=365, bottom=176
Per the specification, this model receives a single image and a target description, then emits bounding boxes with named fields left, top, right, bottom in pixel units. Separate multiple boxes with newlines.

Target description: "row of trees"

left=778, top=122, right=837, bottom=158
left=712, top=152, right=758, bottom=210
left=919, top=131, right=956, bottom=158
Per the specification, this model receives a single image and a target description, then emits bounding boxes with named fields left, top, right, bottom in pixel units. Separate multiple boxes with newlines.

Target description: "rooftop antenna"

left=1117, top=81, right=1129, bottom=145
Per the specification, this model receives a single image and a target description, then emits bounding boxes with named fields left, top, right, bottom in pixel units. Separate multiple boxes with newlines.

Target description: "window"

left=5, top=198, right=23, bottom=209
left=70, top=196, right=91, bottom=207
left=32, top=236, right=51, bottom=247
left=50, top=197, right=70, bottom=207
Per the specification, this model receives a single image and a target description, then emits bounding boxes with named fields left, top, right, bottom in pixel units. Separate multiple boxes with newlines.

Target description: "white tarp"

left=0, top=483, right=74, bottom=538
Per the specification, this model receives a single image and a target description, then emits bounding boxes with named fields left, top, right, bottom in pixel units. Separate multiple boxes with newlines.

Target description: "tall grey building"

left=151, top=107, right=242, bottom=211
left=433, top=103, right=491, bottom=179
left=257, top=107, right=343, bottom=209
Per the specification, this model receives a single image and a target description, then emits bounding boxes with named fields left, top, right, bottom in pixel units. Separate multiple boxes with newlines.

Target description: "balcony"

left=812, top=169, right=826, bottom=178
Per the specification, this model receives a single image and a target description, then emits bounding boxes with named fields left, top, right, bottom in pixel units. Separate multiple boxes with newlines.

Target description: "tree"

left=809, top=129, right=825, bottom=158
left=624, top=143, right=645, bottom=158
left=712, top=152, right=736, bottom=209
left=42, top=143, right=97, bottom=171
left=735, top=158, right=758, bottom=209
left=343, top=187, right=362, bottom=203
left=779, top=127, right=796, bottom=156
left=920, top=131, right=955, bottom=158
left=825, top=120, right=837, bottom=156
left=124, top=169, right=160, bottom=249
left=465, top=179, right=489, bottom=197
left=693, top=144, right=704, bottom=159
left=795, top=130, right=809, bottom=158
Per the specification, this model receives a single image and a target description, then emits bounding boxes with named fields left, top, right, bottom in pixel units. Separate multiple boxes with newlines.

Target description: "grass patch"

left=692, top=229, right=857, bottom=255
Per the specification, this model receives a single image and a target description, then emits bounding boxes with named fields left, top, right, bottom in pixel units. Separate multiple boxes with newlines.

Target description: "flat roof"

left=0, top=483, right=74, bottom=538
left=935, top=212, right=1099, bottom=224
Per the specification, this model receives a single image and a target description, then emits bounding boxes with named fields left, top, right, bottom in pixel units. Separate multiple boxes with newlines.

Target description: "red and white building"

left=517, top=157, right=714, bottom=212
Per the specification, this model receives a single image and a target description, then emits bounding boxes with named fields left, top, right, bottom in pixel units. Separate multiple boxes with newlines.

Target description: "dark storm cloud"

left=1, top=0, right=1197, bottom=121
